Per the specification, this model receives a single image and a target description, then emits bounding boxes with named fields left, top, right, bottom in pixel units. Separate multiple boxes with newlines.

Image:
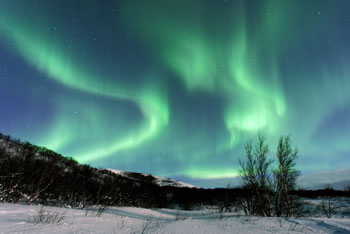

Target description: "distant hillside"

left=107, top=169, right=198, bottom=189
left=0, top=133, right=174, bottom=207
left=298, top=169, right=350, bottom=190
left=0, top=132, right=248, bottom=210
left=2, top=132, right=348, bottom=211
left=181, top=169, right=350, bottom=190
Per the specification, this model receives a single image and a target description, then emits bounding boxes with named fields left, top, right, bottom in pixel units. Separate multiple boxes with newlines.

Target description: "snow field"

left=0, top=203, right=350, bottom=234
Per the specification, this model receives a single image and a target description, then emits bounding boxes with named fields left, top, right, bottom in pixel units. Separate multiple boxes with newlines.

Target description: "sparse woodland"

left=238, top=135, right=301, bottom=217
left=0, top=132, right=166, bottom=208
left=0, top=132, right=349, bottom=218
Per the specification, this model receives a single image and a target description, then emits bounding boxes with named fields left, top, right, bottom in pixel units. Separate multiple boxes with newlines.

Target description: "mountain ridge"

left=107, top=169, right=198, bottom=188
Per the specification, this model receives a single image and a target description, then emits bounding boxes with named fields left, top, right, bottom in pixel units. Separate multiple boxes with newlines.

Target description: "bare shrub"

left=319, top=197, right=340, bottom=218
left=140, top=218, right=153, bottom=234
left=287, top=222, right=311, bottom=232
left=128, top=215, right=166, bottom=234
left=96, top=205, right=108, bottom=217
left=28, top=205, right=67, bottom=224
left=84, top=205, right=91, bottom=217
left=152, top=217, right=166, bottom=230
left=140, top=215, right=162, bottom=234
left=84, top=205, right=108, bottom=217
left=218, top=197, right=233, bottom=213
left=317, top=185, right=340, bottom=218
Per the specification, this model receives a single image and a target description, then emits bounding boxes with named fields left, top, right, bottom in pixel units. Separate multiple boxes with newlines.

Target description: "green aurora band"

left=122, top=0, right=287, bottom=146
left=0, top=6, right=169, bottom=162
left=0, top=0, right=350, bottom=185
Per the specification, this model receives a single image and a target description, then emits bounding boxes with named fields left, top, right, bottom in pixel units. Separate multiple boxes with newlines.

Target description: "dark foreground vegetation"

left=1, top=133, right=349, bottom=216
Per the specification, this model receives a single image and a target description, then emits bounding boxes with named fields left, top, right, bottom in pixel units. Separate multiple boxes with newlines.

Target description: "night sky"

left=1, top=0, right=350, bottom=187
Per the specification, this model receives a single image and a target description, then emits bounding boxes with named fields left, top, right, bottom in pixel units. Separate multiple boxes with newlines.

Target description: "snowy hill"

left=2, top=132, right=218, bottom=209
left=108, top=169, right=199, bottom=188
left=1, top=133, right=197, bottom=207
left=298, top=169, right=350, bottom=190
left=0, top=133, right=198, bottom=190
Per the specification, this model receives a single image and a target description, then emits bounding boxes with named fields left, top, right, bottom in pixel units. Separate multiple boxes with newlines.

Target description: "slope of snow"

left=107, top=168, right=199, bottom=188
left=298, top=169, right=350, bottom=190
left=1, top=203, right=350, bottom=234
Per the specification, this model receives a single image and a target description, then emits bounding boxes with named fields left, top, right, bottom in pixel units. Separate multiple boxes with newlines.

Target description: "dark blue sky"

left=1, top=0, right=350, bottom=187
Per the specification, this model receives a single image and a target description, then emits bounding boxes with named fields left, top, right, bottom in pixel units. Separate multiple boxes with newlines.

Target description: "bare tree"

left=239, top=135, right=274, bottom=216
left=273, top=136, right=300, bottom=217
left=320, top=197, right=339, bottom=218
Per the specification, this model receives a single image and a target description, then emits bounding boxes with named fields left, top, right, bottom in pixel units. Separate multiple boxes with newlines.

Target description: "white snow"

left=298, top=169, right=350, bottom=190
left=1, top=203, right=350, bottom=234
left=151, top=175, right=199, bottom=188
left=107, top=168, right=199, bottom=188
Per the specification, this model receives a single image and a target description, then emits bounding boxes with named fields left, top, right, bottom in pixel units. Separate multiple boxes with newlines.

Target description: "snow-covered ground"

left=1, top=203, right=350, bottom=234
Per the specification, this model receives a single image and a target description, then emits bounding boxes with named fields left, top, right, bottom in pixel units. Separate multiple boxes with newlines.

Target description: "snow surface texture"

left=1, top=203, right=350, bottom=234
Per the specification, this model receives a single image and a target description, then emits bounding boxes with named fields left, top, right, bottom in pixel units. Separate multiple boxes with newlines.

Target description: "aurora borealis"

left=1, top=0, right=350, bottom=187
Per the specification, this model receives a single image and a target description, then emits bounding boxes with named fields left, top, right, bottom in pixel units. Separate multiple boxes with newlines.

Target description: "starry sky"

left=1, top=0, right=350, bottom=188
